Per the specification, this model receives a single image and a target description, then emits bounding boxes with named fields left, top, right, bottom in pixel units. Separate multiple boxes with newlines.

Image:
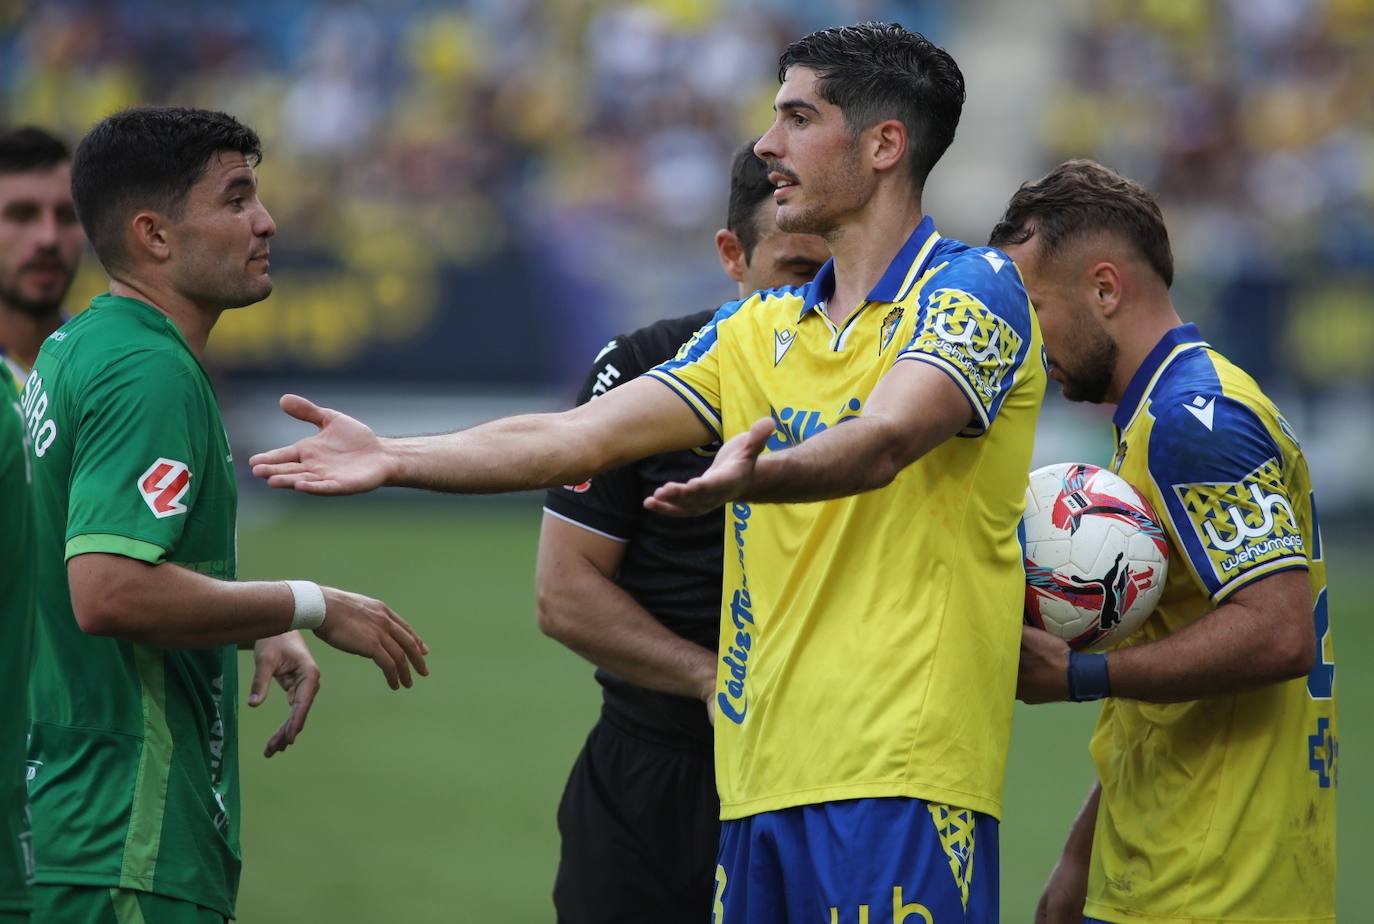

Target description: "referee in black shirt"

left=536, top=141, right=828, bottom=923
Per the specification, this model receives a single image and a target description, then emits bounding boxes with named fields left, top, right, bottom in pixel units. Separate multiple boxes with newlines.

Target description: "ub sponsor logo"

left=717, top=502, right=754, bottom=725
left=766, top=398, right=862, bottom=451
left=910, top=288, right=1021, bottom=409
left=1175, top=459, right=1304, bottom=576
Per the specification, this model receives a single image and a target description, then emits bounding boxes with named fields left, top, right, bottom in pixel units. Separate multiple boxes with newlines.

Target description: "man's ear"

left=867, top=118, right=908, bottom=175
left=715, top=228, right=747, bottom=285
left=1090, top=260, right=1124, bottom=318
left=129, top=210, right=171, bottom=263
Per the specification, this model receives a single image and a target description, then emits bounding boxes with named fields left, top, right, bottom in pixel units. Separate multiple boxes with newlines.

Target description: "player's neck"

left=108, top=277, right=222, bottom=358
left=823, top=192, right=924, bottom=326
left=1107, top=299, right=1185, bottom=405
left=0, top=300, right=61, bottom=373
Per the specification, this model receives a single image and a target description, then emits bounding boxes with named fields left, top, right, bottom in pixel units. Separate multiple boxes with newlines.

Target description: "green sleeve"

left=66, top=350, right=206, bottom=563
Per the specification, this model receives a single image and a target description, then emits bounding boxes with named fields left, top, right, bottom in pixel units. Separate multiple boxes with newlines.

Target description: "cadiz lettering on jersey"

left=718, top=502, right=754, bottom=725
left=767, top=398, right=862, bottom=451
left=18, top=369, right=57, bottom=457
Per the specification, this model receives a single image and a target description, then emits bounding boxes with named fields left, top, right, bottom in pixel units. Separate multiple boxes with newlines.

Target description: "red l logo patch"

left=138, top=458, right=191, bottom=518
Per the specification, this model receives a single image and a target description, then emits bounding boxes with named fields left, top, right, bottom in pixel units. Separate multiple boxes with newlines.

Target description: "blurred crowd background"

left=2, top=0, right=1371, bottom=508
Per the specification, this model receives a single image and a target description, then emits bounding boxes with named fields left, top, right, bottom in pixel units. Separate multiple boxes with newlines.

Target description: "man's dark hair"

left=71, top=106, right=262, bottom=269
left=726, top=139, right=775, bottom=261
left=0, top=126, right=70, bottom=175
left=778, top=22, right=965, bottom=188
left=988, top=159, right=1174, bottom=287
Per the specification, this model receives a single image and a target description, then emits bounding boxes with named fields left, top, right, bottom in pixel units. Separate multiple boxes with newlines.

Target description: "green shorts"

left=0, top=910, right=30, bottom=924
left=31, top=886, right=226, bottom=924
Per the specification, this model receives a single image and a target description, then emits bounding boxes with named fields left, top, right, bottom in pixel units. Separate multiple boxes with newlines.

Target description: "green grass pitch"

left=233, top=499, right=1365, bottom=922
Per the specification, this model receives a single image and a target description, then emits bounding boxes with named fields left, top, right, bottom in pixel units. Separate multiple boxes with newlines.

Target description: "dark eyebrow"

left=222, top=173, right=256, bottom=196
left=775, top=99, right=821, bottom=115
left=776, top=255, right=824, bottom=270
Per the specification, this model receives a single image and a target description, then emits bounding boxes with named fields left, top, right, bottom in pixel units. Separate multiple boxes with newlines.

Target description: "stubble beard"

left=0, top=272, right=74, bottom=319
left=1059, top=327, right=1119, bottom=405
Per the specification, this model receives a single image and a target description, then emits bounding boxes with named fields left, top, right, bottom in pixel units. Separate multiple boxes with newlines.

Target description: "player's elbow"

left=1271, top=621, right=1316, bottom=682
left=71, top=589, right=134, bottom=638
left=68, top=555, right=146, bottom=639
left=534, top=575, right=579, bottom=644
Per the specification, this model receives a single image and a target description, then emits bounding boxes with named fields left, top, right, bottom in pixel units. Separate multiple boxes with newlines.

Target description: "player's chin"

left=226, top=275, right=274, bottom=309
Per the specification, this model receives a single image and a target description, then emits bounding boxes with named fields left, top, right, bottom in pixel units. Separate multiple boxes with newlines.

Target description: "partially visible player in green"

left=0, top=361, right=35, bottom=924
left=22, top=107, right=429, bottom=924
left=0, top=127, right=84, bottom=390
left=994, top=161, right=1335, bottom=924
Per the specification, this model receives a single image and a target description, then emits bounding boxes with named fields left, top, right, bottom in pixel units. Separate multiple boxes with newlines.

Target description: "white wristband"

left=284, top=580, right=328, bottom=631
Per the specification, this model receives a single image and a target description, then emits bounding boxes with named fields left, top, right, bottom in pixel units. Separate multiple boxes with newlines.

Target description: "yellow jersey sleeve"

left=894, top=250, right=1038, bottom=435
left=1144, top=394, right=1308, bottom=603
left=645, top=298, right=750, bottom=442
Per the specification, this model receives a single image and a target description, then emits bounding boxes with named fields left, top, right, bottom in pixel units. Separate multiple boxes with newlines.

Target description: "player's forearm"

left=70, top=554, right=294, bottom=647
left=744, top=416, right=910, bottom=503
left=537, top=571, right=716, bottom=702
left=1108, top=595, right=1313, bottom=702
left=383, top=412, right=605, bottom=494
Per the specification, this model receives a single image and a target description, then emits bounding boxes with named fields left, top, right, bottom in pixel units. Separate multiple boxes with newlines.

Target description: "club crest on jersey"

left=1174, top=458, right=1303, bottom=577
left=879, top=306, right=904, bottom=354
left=774, top=328, right=797, bottom=366
left=139, top=458, right=191, bottom=518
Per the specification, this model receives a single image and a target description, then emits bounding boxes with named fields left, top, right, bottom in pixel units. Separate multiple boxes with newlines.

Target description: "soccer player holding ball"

left=23, top=108, right=428, bottom=923
left=992, top=160, right=1335, bottom=924
left=255, top=24, right=1044, bottom=921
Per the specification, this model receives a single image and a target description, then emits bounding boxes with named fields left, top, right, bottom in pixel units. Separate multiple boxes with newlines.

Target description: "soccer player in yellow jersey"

left=253, top=23, right=1045, bottom=922
left=992, top=161, right=1335, bottom=924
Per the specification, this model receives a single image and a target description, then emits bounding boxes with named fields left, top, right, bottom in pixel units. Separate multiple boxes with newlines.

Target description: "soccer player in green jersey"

left=0, top=127, right=84, bottom=387
left=22, top=107, right=429, bottom=924
left=1, top=362, right=35, bottom=923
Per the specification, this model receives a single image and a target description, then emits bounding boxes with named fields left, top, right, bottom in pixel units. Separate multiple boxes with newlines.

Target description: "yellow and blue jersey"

left=1088, top=323, right=1336, bottom=923
left=647, top=217, right=1045, bottom=821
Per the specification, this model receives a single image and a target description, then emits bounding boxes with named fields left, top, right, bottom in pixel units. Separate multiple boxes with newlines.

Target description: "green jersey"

left=0, top=362, right=35, bottom=915
left=23, top=295, right=241, bottom=917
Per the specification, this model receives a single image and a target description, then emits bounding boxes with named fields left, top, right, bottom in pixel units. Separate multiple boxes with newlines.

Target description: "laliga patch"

left=1173, top=458, right=1304, bottom=579
left=139, top=458, right=191, bottom=518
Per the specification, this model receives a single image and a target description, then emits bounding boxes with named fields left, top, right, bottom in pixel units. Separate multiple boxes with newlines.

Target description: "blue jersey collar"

left=800, top=215, right=940, bottom=320
left=1113, top=322, right=1210, bottom=429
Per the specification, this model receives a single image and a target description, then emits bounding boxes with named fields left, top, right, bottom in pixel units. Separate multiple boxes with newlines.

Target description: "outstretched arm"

left=645, top=359, right=971, bottom=516
left=251, top=377, right=711, bottom=496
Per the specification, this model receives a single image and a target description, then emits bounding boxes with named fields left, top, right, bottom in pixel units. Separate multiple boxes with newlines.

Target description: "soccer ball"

left=1022, top=462, right=1170, bottom=651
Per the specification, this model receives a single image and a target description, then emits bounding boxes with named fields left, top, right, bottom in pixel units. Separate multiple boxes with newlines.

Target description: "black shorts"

left=553, top=714, right=719, bottom=923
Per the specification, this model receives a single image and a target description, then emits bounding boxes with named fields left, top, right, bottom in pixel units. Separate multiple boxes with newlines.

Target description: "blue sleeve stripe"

left=893, top=352, right=990, bottom=435
left=644, top=370, right=723, bottom=441
left=983, top=295, right=1034, bottom=425
left=1212, top=559, right=1309, bottom=605
left=1148, top=466, right=1225, bottom=598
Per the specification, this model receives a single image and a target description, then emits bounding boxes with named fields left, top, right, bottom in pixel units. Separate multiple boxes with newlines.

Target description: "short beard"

left=0, top=280, right=69, bottom=319
left=1059, top=327, right=1118, bottom=404
left=775, top=142, right=866, bottom=240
